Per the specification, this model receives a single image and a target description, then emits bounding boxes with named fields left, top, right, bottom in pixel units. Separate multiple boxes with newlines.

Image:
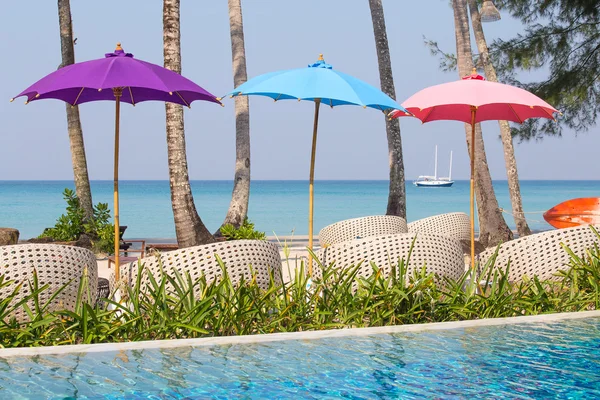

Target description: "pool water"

left=1, top=318, right=600, bottom=399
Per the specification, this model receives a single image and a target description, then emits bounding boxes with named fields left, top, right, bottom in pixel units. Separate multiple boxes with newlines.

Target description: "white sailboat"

left=414, top=146, right=454, bottom=187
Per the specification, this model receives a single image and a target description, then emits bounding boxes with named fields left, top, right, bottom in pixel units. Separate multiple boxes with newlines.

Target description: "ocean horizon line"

left=2, top=178, right=599, bottom=182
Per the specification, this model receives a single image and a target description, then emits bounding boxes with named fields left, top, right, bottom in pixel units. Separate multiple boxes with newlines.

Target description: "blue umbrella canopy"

left=224, top=55, right=409, bottom=274
left=226, top=55, right=409, bottom=113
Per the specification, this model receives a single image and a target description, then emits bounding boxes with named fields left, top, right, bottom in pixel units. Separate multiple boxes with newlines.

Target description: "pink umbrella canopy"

left=390, top=70, right=559, bottom=272
left=390, top=71, right=559, bottom=123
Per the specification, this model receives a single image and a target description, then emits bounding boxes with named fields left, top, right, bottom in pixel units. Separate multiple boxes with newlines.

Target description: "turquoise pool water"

left=1, top=318, right=600, bottom=399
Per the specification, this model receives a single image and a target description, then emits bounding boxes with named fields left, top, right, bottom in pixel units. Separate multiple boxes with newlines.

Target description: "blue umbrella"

left=224, top=54, right=410, bottom=274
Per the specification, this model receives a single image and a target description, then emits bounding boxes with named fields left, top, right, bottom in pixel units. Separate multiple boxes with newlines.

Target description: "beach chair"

left=116, top=239, right=282, bottom=293
left=0, top=244, right=101, bottom=321
left=314, top=232, right=465, bottom=286
left=407, top=212, right=471, bottom=242
left=478, top=225, right=600, bottom=282
left=318, top=215, right=408, bottom=247
left=108, top=236, right=146, bottom=269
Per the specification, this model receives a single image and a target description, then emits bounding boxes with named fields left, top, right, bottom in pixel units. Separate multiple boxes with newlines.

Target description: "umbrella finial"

left=471, top=68, right=477, bottom=75
left=318, top=54, right=324, bottom=61
left=116, top=42, right=123, bottom=51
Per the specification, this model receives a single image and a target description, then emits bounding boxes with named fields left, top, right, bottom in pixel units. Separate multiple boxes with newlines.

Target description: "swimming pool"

left=1, top=314, right=600, bottom=399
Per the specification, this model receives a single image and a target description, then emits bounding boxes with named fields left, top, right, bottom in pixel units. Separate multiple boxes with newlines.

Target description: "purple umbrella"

left=12, top=43, right=222, bottom=280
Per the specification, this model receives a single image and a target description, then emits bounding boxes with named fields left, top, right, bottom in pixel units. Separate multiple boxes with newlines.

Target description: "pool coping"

left=2, top=310, right=599, bottom=358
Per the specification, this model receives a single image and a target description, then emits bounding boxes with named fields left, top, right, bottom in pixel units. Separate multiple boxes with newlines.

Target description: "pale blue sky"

left=1, top=1, right=598, bottom=181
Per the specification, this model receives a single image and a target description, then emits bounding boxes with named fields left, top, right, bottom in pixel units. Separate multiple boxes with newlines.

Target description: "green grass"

left=1, top=229, right=600, bottom=348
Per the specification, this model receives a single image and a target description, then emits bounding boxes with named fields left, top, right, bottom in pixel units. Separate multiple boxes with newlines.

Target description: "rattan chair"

left=318, top=215, right=408, bottom=247
left=117, top=239, right=283, bottom=292
left=478, top=225, right=600, bottom=282
left=0, top=244, right=99, bottom=321
left=314, top=233, right=465, bottom=284
left=407, top=212, right=471, bottom=242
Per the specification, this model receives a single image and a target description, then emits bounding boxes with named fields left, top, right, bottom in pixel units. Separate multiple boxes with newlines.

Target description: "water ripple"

left=1, top=318, right=600, bottom=398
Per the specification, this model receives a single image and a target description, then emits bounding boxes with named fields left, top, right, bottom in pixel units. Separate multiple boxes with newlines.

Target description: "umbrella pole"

left=113, top=88, right=123, bottom=281
left=469, top=106, right=476, bottom=272
left=308, top=99, right=321, bottom=276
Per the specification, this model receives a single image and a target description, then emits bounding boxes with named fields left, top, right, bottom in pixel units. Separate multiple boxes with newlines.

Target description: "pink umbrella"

left=390, top=70, right=559, bottom=269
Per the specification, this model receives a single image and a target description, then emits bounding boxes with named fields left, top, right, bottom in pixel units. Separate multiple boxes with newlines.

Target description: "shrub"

left=40, top=188, right=114, bottom=254
left=221, top=218, right=266, bottom=240
left=1, top=231, right=599, bottom=348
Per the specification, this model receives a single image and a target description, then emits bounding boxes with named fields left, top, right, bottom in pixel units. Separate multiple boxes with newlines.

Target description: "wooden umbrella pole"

left=308, top=98, right=321, bottom=276
left=469, top=106, right=477, bottom=272
left=113, top=88, right=123, bottom=281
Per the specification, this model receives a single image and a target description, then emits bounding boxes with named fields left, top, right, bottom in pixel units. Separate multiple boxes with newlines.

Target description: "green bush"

left=40, top=188, right=114, bottom=254
left=1, top=230, right=599, bottom=348
left=221, top=217, right=266, bottom=240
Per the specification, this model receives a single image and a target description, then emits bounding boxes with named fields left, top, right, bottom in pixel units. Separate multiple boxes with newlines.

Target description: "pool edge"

left=2, top=310, right=599, bottom=357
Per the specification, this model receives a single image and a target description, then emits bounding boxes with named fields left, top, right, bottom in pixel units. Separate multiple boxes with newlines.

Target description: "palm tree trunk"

left=163, top=0, right=214, bottom=247
left=453, top=0, right=513, bottom=247
left=218, top=0, right=251, bottom=233
left=57, top=0, right=94, bottom=222
left=368, top=0, right=406, bottom=219
left=468, top=0, right=531, bottom=237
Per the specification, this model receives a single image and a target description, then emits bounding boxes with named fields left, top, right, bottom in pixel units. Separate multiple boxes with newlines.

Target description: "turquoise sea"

left=1, top=180, right=599, bottom=239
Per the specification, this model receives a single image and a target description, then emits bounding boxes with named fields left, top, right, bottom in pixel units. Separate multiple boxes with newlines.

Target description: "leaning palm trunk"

left=368, top=0, right=406, bottom=219
left=468, top=0, right=531, bottom=237
left=453, top=0, right=513, bottom=247
left=163, top=0, right=215, bottom=246
left=57, top=0, right=94, bottom=221
left=218, top=0, right=251, bottom=232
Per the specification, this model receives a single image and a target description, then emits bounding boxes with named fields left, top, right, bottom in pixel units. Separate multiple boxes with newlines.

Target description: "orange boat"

left=543, top=197, right=600, bottom=229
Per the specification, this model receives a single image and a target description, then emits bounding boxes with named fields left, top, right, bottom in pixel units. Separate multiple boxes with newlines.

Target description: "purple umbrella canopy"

left=12, top=44, right=222, bottom=107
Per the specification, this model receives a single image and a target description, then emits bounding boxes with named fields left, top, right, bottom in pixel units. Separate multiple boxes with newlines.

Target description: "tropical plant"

left=163, top=0, right=215, bottom=247
left=218, top=0, right=251, bottom=233
left=368, top=0, right=406, bottom=219
left=2, top=230, right=600, bottom=348
left=452, top=0, right=513, bottom=247
left=221, top=218, right=266, bottom=240
left=57, top=0, right=94, bottom=221
left=40, top=188, right=114, bottom=253
left=468, top=0, right=531, bottom=237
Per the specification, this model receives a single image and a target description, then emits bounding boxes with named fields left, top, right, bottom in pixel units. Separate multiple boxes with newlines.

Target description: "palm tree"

left=453, top=0, right=513, bottom=247
left=57, top=0, right=94, bottom=221
left=163, top=0, right=215, bottom=246
left=218, top=0, right=251, bottom=232
left=368, top=0, right=406, bottom=219
left=468, top=0, right=531, bottom=237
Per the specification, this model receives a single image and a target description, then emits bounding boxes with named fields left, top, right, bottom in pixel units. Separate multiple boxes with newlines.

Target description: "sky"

left=0, top=1, right=598, bottom=181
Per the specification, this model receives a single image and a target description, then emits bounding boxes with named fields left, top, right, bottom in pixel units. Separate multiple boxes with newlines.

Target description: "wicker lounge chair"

left=407, top=212, right=471, bottom=242
left=117, top=239, right=283, bottom=292
left=478, top=225, right=600, bottom=282
left=314, top=233, right=465, bottom=284
left=318, top=215, right=408, bottom=247
left=0, top=244, right=100, bottom=321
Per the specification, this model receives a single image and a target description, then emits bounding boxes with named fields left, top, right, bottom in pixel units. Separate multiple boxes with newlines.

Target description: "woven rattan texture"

left=120, top=240, right=282, bottom=292
left=407, top=212, right=471, bottom=241
left=318, top=215, right=408, bottom=247
left=478, top=226, right=600, bottom=282
left=314, top=233, right=465, bottom=283
left=0, top=244, right=98, bottom=321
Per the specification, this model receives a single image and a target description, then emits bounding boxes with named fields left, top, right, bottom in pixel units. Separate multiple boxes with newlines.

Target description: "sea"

left=1, top=180, right=599, bottom=240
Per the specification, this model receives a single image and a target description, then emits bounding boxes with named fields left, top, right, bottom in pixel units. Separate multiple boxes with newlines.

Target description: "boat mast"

left=434, top=145, right=438, bottom=180
left=449, top=151, right=453, bottom=181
